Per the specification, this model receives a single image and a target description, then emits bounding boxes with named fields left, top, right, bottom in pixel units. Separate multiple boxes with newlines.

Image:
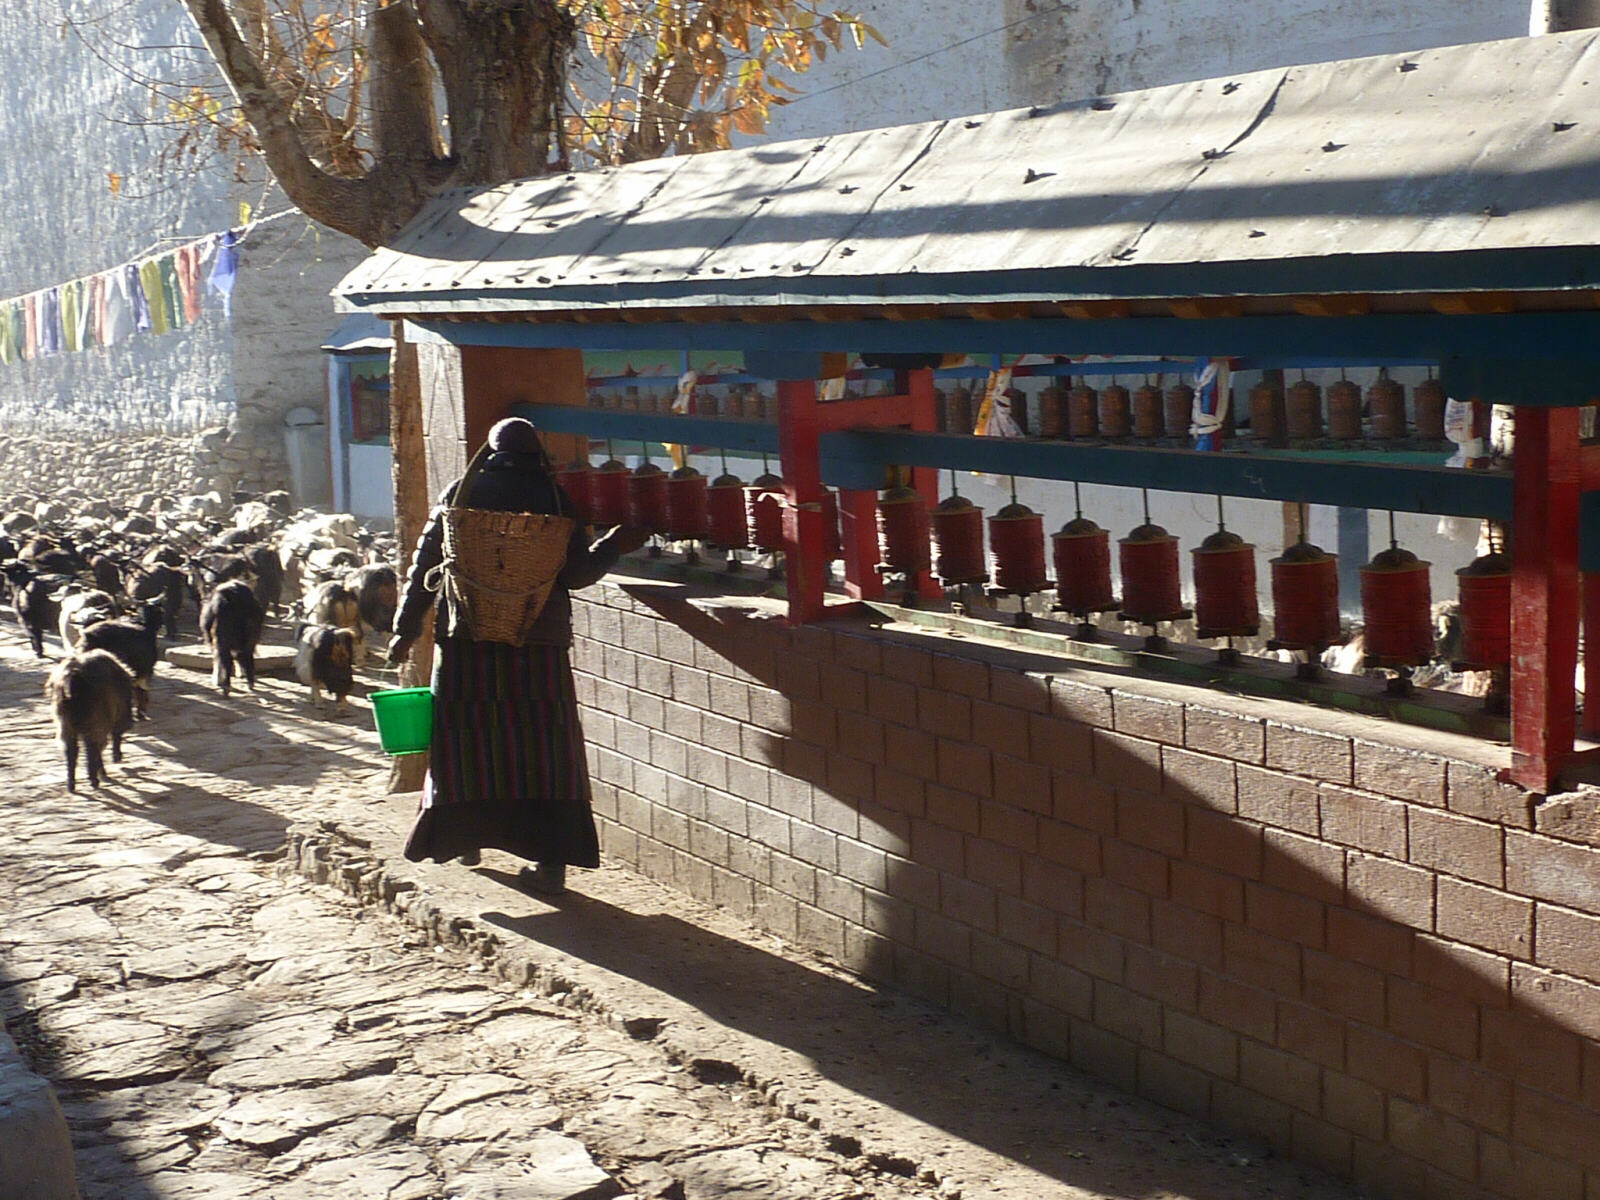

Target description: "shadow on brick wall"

left=587, top=582, right=1600, bottom=1200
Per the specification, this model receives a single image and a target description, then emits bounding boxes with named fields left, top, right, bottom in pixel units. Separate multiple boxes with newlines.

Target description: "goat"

left=346, top=564, right=398, bottom=635
left=4, top=562, right=59, bottom=657
left=81, top=602, right=164, bottom=719
left=200, top=580, right=264, bottom=696
left=129, top=563, right=189, bottom=641
left=243, top=544, right=285, bottom=616
left=59, top=588, right=118, bottom=650
left=303, top=579, right=365, bottom=665
left=24, top=535, right=88, bottom=575
left=89, top=553, right=124, bottom=598
left=295, top=623, right=359, bottom=711
left=45, top=650, right=134, bottom=792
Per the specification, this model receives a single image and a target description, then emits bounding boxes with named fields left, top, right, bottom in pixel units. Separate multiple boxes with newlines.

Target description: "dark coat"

left=394, top=450, right=622, bottom=647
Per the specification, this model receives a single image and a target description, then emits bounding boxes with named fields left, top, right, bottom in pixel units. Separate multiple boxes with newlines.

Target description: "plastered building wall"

left=0, top=0, right=364, bottom=504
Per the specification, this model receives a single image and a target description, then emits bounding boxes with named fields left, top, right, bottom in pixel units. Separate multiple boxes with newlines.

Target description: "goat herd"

left=2, top=489, right=400, bottom=792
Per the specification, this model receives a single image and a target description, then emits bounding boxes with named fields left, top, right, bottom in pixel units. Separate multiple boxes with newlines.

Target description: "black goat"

left=130, top=563, right=189, bottom=640
left=81, top=602, right=164, bottom=719
left=45, top=650, right=134, bottom=792
left=25, top=535, right=88, bottom=575
left=200, top=580, right=264, bottom=696
left=4, top=562, right=59, bottom=657
left=244, top=544, right=285, bottom=616
left=346, top=564, right=398, bottom=634
left=89, top=553, right=124, bottom=598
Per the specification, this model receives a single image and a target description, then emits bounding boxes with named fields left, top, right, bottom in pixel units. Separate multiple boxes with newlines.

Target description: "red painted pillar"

left=1586, top=573, right=1600, bottom=738
left=909, top=368, right=944, bottom=600
left=777, top=378, right=828, bottom=624
left=1510, top=405, right=1581, bottom=791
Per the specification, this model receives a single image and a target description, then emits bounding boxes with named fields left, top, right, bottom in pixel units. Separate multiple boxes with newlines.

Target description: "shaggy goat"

left=45, top=650, right=134, bottom=792
left=200, top=580, right=265, bottom=696
left=81, top=602, right=164, bottom=719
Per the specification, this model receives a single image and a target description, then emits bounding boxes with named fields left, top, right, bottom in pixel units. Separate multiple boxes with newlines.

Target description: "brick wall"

left=572, top=578, right=1600, bottom=1200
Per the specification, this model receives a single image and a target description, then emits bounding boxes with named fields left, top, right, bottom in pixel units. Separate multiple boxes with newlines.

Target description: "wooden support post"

left=909, top=368, right=944, bottom=600
left=1510, top=405, right=1581, bottom=791
left=777, top=378, right=828, bottom=624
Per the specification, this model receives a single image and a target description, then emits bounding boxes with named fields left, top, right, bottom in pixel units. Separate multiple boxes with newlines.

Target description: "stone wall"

left=573, top=577, right=1600, bottom=1200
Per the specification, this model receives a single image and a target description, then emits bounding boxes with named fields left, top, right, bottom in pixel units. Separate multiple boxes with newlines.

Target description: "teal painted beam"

left=412, top=313, right=1600, bottom=383
left=512, top=404, right=781, bottom=455
left=819, top=430, right=1514, bottom=520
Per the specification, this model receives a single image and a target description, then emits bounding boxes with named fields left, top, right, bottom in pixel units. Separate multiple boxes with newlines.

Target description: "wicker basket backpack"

left=426, top=445, right=575, bottom=644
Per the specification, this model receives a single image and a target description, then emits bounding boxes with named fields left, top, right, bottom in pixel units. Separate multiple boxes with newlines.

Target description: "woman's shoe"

left=519, top=862, right=567, bottom=896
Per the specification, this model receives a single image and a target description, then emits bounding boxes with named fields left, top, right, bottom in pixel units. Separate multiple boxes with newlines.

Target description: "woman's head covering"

left=486, top=417, right=543, bottom=455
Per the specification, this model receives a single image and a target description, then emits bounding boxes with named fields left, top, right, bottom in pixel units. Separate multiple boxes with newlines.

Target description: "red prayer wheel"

left=1327, top=379, right=1363, bottom=440
left=1133, top=383, right=1165, bottom=438
left=664, top=466, right=709, bottom=540
left=1053, top=517, right=1116, bottom=615
left=556, top=462, right=593, bottom=525
left=628, top=462, right=669, bottom=534
left=930, top=495, right=987, bottom=585
left=746, top=472, right=786, bottom=552
left=1414, top=376, right=1447, bottom=440
left=706, top=473, right=750, bottom=548
left=1037, top=385, right=1068, bottom=439
left=1368, top=372, right=1407, bottom=440
left=1119, top=523, right=1186, bottom=625
left=1192, top=530, right=1260, bottom=639
left=1270, top=540, right=1341, bottom=651
left=1165, top=383, right=1194, bottom=440
left=1286, top=379, right=1323, bottom=440
left=877, top=485, right=931, bottom=576
left=590, top=460, right=631, bottom=527
left=1068, top=383, right=1099, bottom=438
left=1361, top=545, right=1434, bottom=668
left=1455, top=552, right=1512, bottom=670
left=989, top=503, right=1048, bottom=594
left=1099, top=383, right=1132, bottom=439
left=1249, top=379, right=1284, bottom=441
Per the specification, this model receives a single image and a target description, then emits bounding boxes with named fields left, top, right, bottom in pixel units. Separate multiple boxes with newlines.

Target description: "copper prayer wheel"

left=1068, top=383, right=1099, bottom=438
left=933, top=388, right=950, bottom=433
left=1099, top=383, right=1132, bottom=439
left=1414, top=376, right=1447, bottom=440
left=1361, top=545, right=1433, bottom=668
left=1249, top=379, right=1283, bottom=441
left=664, top=466, right=709, bottom=540
left=1327, top=379, right=1363, bottom=440
left=1132, top=383, right=1165, bottom=438
left=1007, top=388, right=1029, bottom=435
left=1192, top=530, right=1260, bottom=639
left=989, top=502, right=1048, bottom=594
left=1036, top=384, right=1068, bottom=438
left=1368, top=372, right=1407, bottom=440
left=1053, top=517, right=1116, bottom=615
left=930, top=495, right=987, bottom=585
left=1286, top=379, right=1323, bottom=440
left=1118, top=522, right=1185, bottom=625
left=945, top=386, right=975, bottom=435
left=877, top=485, right=931, bottom=576
left=1165, top=383, right=1194, bottom=439
left=1270, top=540, right=1341, bottom=651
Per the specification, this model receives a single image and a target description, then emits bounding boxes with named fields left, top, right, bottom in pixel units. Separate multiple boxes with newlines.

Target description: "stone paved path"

left=1, top=624, right=1361, bottom=1200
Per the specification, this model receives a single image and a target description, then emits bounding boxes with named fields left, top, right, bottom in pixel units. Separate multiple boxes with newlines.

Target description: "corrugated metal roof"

left=321, top=311, right=392, bottom=352
left=335, top=29, right=1600, bottom=315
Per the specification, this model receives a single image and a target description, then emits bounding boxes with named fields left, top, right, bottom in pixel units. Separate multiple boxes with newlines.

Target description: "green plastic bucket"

left=370, top=687, right=434, bottom=755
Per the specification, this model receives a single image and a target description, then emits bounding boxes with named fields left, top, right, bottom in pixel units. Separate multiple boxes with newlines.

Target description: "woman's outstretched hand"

left=387, top=635, right=417, bottom=667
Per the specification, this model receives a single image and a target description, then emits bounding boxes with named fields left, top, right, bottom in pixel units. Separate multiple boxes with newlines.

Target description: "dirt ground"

left=0, top=617, right=1366, bottom=1200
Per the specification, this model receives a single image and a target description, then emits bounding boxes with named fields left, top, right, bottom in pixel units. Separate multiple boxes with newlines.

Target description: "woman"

left=388, top=417, right=647, bottom=894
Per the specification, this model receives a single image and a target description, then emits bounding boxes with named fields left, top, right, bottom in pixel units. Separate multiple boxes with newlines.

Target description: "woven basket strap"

left=452, top=443, right=494, bottom=511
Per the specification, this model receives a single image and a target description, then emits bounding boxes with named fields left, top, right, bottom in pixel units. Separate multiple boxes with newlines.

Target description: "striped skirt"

left=403, top=639, right=599, bottom=868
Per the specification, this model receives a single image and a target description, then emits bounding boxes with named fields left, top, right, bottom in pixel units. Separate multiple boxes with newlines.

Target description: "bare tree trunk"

left=387, top=320, right=433, bottom=795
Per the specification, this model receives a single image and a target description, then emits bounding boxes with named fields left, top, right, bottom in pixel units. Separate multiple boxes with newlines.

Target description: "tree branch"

left=181, top=0, right=383, bottom=241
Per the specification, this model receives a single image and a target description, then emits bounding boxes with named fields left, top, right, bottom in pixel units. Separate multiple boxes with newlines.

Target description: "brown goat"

left=45, top=650, right=134, bottom=792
